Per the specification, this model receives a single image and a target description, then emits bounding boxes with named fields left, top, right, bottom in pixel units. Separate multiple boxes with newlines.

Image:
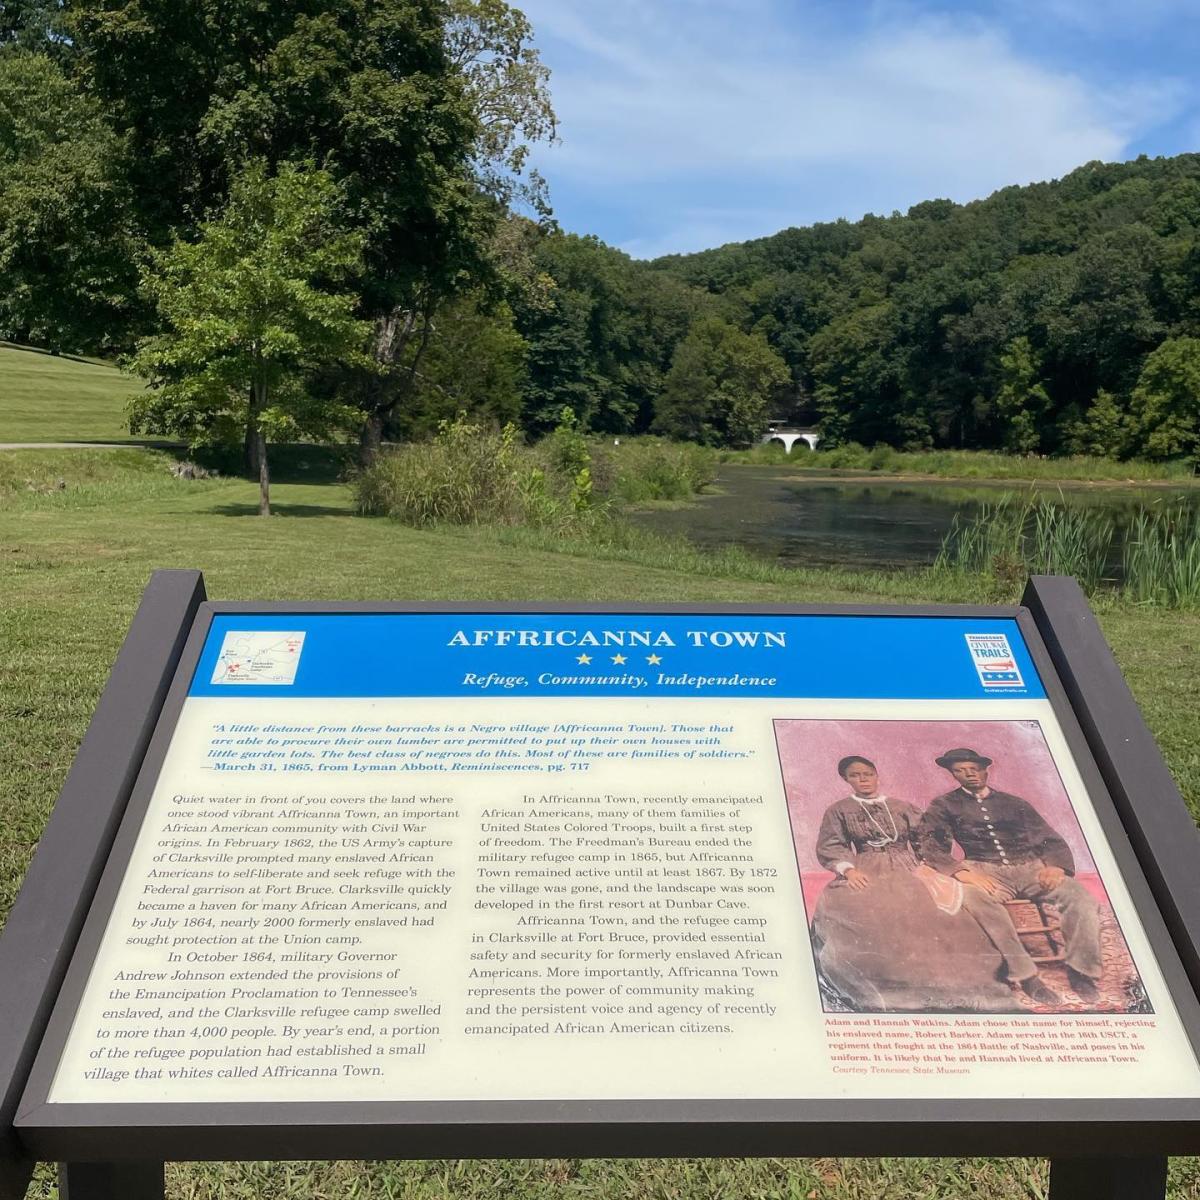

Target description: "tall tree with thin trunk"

left=347, top=0, right=558, bottom=462
left=128, top=161, right=369, bottom=515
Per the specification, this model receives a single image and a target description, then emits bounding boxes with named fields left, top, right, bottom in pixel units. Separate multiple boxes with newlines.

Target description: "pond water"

left=626, top=466, right=1200, bottom=571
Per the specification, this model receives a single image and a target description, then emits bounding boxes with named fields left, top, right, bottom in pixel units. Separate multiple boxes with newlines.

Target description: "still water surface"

left=628, top=466, right=1200, bottom=571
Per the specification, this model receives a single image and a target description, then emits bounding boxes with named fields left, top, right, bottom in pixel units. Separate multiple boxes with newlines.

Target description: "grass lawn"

left=0, top=345, right=145, bottom=443
left=4, top=448, right=1200, bottom=1199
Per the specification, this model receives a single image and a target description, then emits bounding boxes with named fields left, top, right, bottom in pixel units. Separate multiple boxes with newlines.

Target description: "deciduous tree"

left=1130, top=336, right=1200, bottom=460
left=444, top=0, right=556, bottom=215
left=67, top=0, right=489, bottom=463
left=995, top=336, right=1050, bottom=453
left=0, top=48, right=137, bottom=350
left=653, top=316, right=788, bottom=447
left=1064, top=389, right=1132, bottom=459
left=129, top=162, right=369, bottom=516
left=394, top=292, right=528, bottom=439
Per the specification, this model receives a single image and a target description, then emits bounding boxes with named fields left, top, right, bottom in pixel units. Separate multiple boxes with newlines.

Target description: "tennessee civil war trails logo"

left=964, top=632, right=1025, bottom=690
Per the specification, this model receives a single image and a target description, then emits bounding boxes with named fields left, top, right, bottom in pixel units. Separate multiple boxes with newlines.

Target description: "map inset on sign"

left=209, top=630, right=305, bottom=685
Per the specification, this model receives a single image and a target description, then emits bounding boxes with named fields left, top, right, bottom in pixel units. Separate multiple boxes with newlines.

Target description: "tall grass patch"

left=355, top=417, right=600, bottom=530
left=936, top=496, right=1200, bottom=606
left=936, top=497, right=1115, bottom=595
left=355, top=422, right=718, bottom=532
left=356, top=419, right=529, bottom=526
left=1028, top=502, right=1116, bottom=591
left=592, top=437, right=718, bottom=502
left=1123, top=509, right=1200, bottom=608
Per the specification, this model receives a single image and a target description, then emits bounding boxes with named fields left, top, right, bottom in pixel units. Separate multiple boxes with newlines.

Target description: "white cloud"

left=520, top=1, right=1190, bottom=256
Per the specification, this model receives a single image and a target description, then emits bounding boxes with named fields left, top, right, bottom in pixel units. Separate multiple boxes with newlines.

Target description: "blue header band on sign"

left=188, top=613, right=1044, bottom=700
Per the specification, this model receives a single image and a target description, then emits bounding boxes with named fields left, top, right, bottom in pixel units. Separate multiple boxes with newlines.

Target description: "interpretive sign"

left=4, top=576, right=1200, bottom=1197
left=24, top=609, right=1200, bottom=1106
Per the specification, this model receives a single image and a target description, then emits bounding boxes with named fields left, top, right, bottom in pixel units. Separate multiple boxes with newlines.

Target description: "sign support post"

left=1023, top=573, right=1200, bottom=1200
left=1022, top=575, right=1200, bottom=1000
left=0, top=571, right=205, bottom=1200
left=59, top=1161, right=165, bottom=1200
left=1047, top=1156, right=1168, bottom=1200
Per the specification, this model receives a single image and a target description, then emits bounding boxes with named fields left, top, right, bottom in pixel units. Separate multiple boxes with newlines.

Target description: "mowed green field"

left=4, top=442, right=1200, bottom=1199
left=0, top=344, right=144, bottom=443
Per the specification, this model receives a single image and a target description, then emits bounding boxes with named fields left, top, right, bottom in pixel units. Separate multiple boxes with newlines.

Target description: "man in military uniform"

left=917, top=748, right=1102, bottom=1007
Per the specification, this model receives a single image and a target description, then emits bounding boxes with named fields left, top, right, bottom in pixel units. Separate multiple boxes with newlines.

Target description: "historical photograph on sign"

left=775, top=718, right=1150, bottom=1015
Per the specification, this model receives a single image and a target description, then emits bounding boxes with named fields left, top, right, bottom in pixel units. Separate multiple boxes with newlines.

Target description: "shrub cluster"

left=590, top=437, right=718, bottom=503
left=355, top=418, right=559, bottom=527
left=355, top=416, right=717, bottom=530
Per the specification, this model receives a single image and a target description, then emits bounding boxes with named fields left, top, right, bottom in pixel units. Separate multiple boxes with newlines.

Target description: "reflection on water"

left=627, top=467, right=1200, bottom=570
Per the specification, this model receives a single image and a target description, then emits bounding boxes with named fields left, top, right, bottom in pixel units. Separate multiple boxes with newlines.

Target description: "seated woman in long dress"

left=811, top=756, right=1020, bottom=1012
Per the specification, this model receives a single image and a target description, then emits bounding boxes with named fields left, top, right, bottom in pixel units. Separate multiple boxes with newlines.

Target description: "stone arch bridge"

left=761, top=426, right=820, bottom=453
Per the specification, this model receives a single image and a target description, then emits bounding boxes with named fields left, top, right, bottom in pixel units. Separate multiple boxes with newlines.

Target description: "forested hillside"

left=2, top=0, right=1198, bottom=461
left=429, top=153, right=1200, bottom=458
left=648, top=154, right=1200, bottom=458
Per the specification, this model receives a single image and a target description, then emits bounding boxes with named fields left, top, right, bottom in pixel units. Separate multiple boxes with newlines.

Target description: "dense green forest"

left=1, top=2, right=1199, bottom=463
left=497, top=153, right=1200, bottom=460
left=650, top=154, right=1200, bottom=459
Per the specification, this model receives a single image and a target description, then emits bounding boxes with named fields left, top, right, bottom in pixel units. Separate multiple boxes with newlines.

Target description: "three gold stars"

left=576, top=651, right=662, bottom=666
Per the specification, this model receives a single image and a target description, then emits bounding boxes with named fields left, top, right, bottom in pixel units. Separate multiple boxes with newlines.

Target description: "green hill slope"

left=0, top=343, right=143, bottom=442
left=648, top=153, right=1200, bottom=456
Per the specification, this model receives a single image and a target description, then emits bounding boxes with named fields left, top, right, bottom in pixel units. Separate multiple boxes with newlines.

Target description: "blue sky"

left=517, top=0, right=1200, bottom=259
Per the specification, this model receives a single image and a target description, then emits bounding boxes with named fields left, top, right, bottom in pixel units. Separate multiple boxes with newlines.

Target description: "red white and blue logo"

left=965, top=632, right=1025, bottom=689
